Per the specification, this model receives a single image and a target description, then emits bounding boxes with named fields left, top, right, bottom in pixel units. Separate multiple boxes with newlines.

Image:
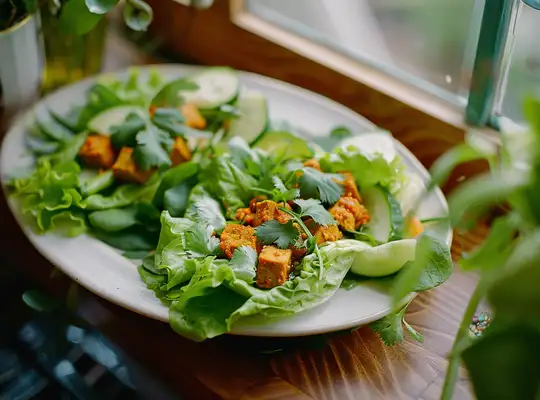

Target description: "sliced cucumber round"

left=253, top=131, right=313, bottom=160
left=182, top=67, right=240, bottom=110
left=227, top=92, right=268, bottom=144
left=350, top=239, right=416, bottom=277
left=363, top=185, right=404, bottom=243
left=87, top=105, right=146, bottom=135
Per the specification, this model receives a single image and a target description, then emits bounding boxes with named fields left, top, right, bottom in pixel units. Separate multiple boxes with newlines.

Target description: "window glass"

left=495, top=2, right=540, bottom=124
left=246, top=0, right=485, bottom=104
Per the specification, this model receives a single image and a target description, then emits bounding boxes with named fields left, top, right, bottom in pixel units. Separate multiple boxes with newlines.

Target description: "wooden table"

left=0, top=31, right=484, bottom=400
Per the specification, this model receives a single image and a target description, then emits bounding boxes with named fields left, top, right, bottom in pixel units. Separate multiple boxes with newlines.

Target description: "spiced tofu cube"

left=170, top=137, right=192, bottom=166
left=256, top=246, right=292, bottom=289
left=78, top=135, right=116, bottom=169
left=305, top=219, right=343, bottom=244
left=220, top=224, right=257, bottom=259
left=112, top=147, right=154, bottom=184
left=253, top=200, right=291, bottom=227
left=180, top=103, right=206, bottom=130
left=340, top=172, right=362, bottom=202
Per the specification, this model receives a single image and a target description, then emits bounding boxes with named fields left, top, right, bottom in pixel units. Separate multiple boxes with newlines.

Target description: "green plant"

left=0, top=0, right=152, bottom=34
left=395, top=98, right=540, bottom=399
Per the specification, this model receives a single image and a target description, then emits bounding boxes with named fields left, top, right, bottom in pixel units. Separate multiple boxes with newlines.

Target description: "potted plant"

left=0, top=0, right=154, bottom=107
left=0, top=0, right=42, bottom=109
left=401, top=100, right=540, bottom=399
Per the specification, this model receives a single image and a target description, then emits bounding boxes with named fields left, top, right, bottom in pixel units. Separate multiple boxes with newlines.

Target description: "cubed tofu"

left=303, top=159, right=321, bottom=171
left=78, top=135, right=116, bottom=169
left=256, top=246, right=293, bottom=289
left=180, top=103, right=206, bottom=130
left=305, top=219, right=343, bottom=244
left=338, top=172, right=362, bottom=202
left=253, top=200, right=291, bottom=226
left=329, top=206, right=356, bottom=232
left=220, top=224, right=257, bottom=259
left=235, top=208, right=255, bottom=225
left=332, top=196, right=370, bottom=229
left=170, top=137, right=192, bottom=166
left=112, top=147, right=154, bottom=184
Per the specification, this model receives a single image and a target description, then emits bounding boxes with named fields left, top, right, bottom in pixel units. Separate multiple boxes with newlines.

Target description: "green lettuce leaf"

left=322, top=148, right=407, bottom=194
left=85, top=176, right=160, bottom=210
left=199, top=157, right=257, bottom=217
left=9, top=159, right=87, bottom=236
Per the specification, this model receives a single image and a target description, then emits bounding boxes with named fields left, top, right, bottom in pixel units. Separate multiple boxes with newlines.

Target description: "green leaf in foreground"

left=255, top=220, right=299, bottom=249
left=294, top=198, right=336, bottom=226
left=462, top=325, right=540, bottom=400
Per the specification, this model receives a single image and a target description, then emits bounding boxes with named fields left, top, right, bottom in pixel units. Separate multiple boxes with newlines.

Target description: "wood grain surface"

left=0, top=9, right=491, bottom=399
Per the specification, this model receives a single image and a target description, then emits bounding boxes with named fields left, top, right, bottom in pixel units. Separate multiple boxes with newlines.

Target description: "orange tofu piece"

left=220, top=224, right=257, bottom=259
left=112, top=147, right=154, bottom=184
left=180, top=103, right=206, bottom=130
left=305, top=219, right=343, bottom=244
left=78, top=135, right=116, bottom=169
left=256, top=246, right=292, bottom=289
left=253, top=200, right=292, bottom=227
left=235, top=208, right=255, bottom=226
left=330, top=197, right=370, bottom=230
left=303, top=159, right=321, bottom=171
left=170, top=137, right=192, bottom=166
left=407, top=217, right=424, bottom=238
left=336, top=172, right=362, bottom=202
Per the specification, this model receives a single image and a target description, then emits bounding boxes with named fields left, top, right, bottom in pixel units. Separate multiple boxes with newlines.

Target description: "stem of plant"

left=250, top=187, right=274, bottom=196
left=441, top=280, right=486, bottom=400
left=279, top=207, right=325, bottom=279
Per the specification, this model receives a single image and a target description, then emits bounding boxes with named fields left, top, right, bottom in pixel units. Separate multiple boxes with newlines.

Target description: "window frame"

left=231, top=0, right=526, bottom=130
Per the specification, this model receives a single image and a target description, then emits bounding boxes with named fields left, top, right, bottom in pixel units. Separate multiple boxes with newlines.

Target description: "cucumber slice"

left=363, top=185, right=404, bottom=243
left=182, top=67, right=240, bottom=110
left=253, top=131, right=313, bottom=160
left=350, top=239, right=416, bottom=277
left=87, top=105, right=146, bottom=135
left=227, top=92, right=268, bottom=144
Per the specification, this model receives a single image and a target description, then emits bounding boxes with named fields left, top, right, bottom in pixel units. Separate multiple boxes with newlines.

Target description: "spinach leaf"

left=152, top=161, right=198, bottom=209
left=110, top=112, right=146, bottom=149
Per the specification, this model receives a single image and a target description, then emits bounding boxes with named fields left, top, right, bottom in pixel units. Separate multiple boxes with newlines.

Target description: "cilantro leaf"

left=151, top=108, right=186, bottom=136
left=255, top=220, right=299, bottom=249
left=185, top=224, right=220, bottom=258
left=370, top=303, right=423, bottom=346
left=298, top=167, right=344, bottom=204
left=272, top=176, right=299, bottom=203
left=369, top=310, right=405, bottom=346
left=188, top=196, right=227, bottom=233
left=133, top=127, right=173, bottom=171
left=330, top=126, right=352, bottom=139
left=110, top=112, right=146, bottom=149
left=294, top=199, right=335, bottom=226
left=151, top=78, right=199, bottom=107
left=229, top=246, right=257, bottom=283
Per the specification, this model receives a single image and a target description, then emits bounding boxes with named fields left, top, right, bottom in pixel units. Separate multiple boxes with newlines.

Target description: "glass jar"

left=39, top=5, right=108, bottom=93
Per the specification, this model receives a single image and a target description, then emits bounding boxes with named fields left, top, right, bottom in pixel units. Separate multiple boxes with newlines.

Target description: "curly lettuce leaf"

left=322, top=147, right=407, bottom=194
left=199, top=156, right=257, bottom=217
left=9, top=160, right=87, bottom=236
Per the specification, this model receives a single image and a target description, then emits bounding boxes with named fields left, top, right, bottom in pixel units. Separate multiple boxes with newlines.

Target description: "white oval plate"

left=0, top=65, right=451, bottom=337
